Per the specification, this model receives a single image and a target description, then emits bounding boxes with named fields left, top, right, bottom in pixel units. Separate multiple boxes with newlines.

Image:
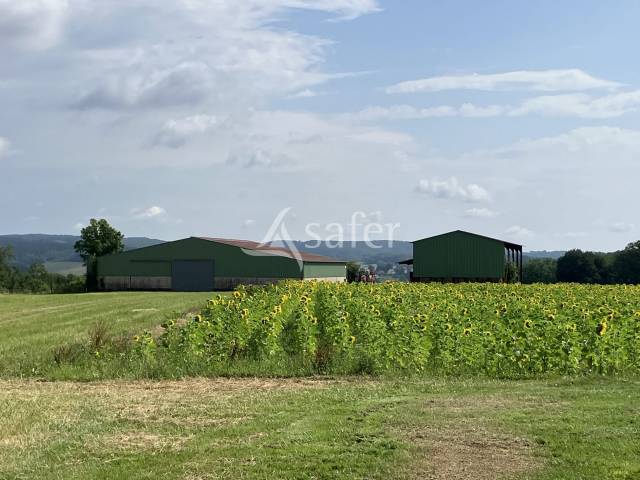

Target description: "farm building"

left=400, top=230, right=522, bottom=282
left=96, top=237, right=346, bottom=291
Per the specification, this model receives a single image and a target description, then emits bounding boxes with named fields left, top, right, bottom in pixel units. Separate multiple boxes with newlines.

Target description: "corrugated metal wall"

left=97, top=237, right=305, bottom=279
left=413, top=231, right=505, bottom=279
left=303, top=262, right=346, bottom=279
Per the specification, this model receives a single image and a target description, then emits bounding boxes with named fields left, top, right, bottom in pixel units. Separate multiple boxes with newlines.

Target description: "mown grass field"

left=0, top=377, right=638, bottom=479
left=0, top=292, right=211, bottom=376
left=0, top=291, right=639, bottom=479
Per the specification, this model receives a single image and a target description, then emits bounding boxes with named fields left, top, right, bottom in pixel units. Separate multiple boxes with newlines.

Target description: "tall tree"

left=523, top=258, right=557, bottom=284
left=74, top=219, right=124, bottom=290
left=0, top=245, right=17, bottom=291
left=346, top=261, right=361, bottom=283
left=556, top=249, right=611, bottom=284
left=613, top=240, right=640, bottom=284
left=74, top=219, right=124, bottom=261
left=21, top=262, right=51, bottom=293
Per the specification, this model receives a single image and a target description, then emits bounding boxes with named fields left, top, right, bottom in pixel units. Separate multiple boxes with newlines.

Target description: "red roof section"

left=194, top=237, right=346, bottom=263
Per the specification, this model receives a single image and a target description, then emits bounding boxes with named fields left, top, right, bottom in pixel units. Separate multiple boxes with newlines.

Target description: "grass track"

left=0, top=292, right=212, bottom=376
left=0, top=377, right=638, bottom=479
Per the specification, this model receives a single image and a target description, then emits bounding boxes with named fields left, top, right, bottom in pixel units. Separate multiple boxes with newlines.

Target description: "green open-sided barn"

left=401, top=230, right=522, bottom=282
left=96, top=237, right=346, bottom=291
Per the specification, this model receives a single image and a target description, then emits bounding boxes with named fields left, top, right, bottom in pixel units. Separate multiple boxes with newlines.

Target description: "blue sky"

left=1, top=0, right=639, bottom=251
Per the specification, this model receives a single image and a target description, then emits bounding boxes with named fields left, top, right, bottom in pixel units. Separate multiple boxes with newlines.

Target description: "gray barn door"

left=172, top=260, right=214, bottom=292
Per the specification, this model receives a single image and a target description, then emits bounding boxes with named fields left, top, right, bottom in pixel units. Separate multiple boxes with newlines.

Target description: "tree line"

left=0, top=245, right=85, bottom=293
left=523, top=240, right=640, bottom=284
left=0, top=219, right=124, bottom=294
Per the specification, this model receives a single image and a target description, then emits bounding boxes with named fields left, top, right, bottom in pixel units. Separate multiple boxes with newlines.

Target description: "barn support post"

left=519, top=248, right=523, bottom=282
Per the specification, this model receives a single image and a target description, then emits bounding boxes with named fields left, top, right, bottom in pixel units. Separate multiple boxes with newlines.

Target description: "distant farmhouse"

left=96, top=237, right=346, bottom=291
left=401, top=230, right=523, bottom=283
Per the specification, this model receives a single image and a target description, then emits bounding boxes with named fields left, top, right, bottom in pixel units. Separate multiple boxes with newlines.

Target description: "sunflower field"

left=151, top=282, right=640, bottom=377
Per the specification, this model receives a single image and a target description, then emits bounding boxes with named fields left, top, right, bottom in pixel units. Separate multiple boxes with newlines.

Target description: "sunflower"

left=349, top=335, right=356, bottom=344
left=597, top=320, right=608, bottom=336
left=194, top=314, right=202, bottom=323
left=463, top=327, right=472, bottom=336
left=523, top=319, right=532, bottom=329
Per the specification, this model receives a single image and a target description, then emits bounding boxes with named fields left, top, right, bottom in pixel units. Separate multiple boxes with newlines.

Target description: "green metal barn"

left=401, top=230, right=522, bottom=282
left=96, top=237, right=346, bottom=291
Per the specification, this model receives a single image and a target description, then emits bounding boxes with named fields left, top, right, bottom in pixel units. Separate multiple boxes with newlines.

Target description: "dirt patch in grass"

left=424, top=393, right=567, bottom=413
left=0, top=377, right=343, bottom=395
left=0, top=435, right=37, bottom=449
left=405, top=395, right=542, bottom=479
left=87, top=432, right=193, bottom=452
left=409, top=424, right=536, bottom=480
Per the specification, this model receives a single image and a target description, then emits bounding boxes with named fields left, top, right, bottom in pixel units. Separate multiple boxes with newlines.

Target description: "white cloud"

left=227, top=149, right=296, bottom=169
left=191, top=0, right=381, bottom=21
left=67, top=1, right=379, bottom=111
left=505, top=225, right=533, bottom=238
left=74, top=61, right=218, bottom=110
left=291, top=0, right=382, bottom=20
left=73, top=222, right=84, bottom=231
left=464, top=207, right=498, bottom=218
left=510, top=90, right=640, bottom=118
left=350, top=130, right=413, bottom=145
left=386, top=69, right=621, bottom=94
left=347, top=103, right=506, bottom=121
left=349, top=89, right=640, bottom=122
left=484, top=126, right=640, bottom=161
left=131, top=206, right=166, bottom=220
left=0, top=137, right=10, bottom=158
left=242, top=219, right=255, bottom=228
left=609, top=222, right=634, bottom=233
left=0, top=0, right=69, bottom=50
left=415, top=177, right=490, bottom=203
left=555, top=231, right=588, bottom=238
left=153, top=114, right=221, bottom=148
left=287, top=89, right=321, bottom=99
left=213, top=109, right=415, bottom=171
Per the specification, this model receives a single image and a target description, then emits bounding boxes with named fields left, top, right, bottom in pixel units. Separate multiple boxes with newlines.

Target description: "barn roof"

left=195, top=237, right=346, bottom=264
left=413, top=230, right=522, bottom=250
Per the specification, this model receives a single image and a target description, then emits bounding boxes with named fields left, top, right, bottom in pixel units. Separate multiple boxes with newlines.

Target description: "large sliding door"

left=172, top=260, right=214, bottom=291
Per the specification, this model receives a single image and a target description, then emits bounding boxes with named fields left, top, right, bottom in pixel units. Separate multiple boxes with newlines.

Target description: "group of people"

left=356, top=271, right=377, bottom=283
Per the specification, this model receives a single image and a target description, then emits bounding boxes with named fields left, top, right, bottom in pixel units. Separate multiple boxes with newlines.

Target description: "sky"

left=1, top=0, right=639, bottom=251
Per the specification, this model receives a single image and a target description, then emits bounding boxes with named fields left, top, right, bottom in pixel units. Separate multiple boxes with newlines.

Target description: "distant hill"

left=0, top=234, right=164, bottom=271
left=523, top=251, right=566, bottom=261
left=293, top=240, right=413, bottom=262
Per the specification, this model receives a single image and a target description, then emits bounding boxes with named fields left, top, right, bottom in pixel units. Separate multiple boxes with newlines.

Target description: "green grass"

left=0, top=377, right=638, bottom=479
left=0, top=292, right=212, bottom=376
left=0, top=292, right=638, bottom=479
